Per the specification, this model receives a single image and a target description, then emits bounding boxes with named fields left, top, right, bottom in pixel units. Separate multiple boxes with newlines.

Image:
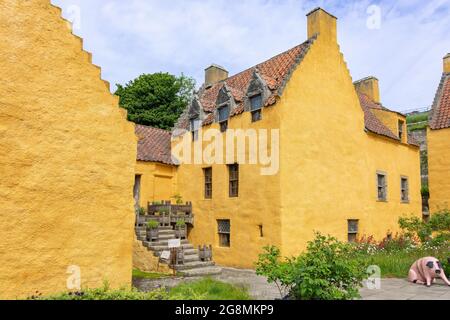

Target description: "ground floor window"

left=218, top=219, right=231, bottom=247
left=348, top=219, right=359, bottom=243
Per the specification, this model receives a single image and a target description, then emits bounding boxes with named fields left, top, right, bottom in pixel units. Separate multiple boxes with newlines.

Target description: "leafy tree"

left=115, top=73, right=195, bottom=130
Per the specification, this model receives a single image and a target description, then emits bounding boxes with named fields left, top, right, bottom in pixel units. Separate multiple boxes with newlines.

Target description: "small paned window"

left=204, top=168, right=212, bottom=199
left=348, top=220, right=359, bottom=243
left=228, top=164, right=239, bottom=197
left=377, top=173, right=387, bottom=201
left=218, top=220, right=231, bottom=247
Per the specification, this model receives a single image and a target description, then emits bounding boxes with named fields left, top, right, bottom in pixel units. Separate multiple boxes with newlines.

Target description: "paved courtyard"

left=133, top=267, right=450, bottom=300
left=360, top=278, right=450, bottom=300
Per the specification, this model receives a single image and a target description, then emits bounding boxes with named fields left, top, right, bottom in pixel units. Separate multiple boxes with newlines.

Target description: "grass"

left=132, top=268, right=172, bottom=280
left=169, top=278, right=251, bottom=300
left=361, top=247, right=449, bottom=278
left=31, top=278, right=250, bottom=300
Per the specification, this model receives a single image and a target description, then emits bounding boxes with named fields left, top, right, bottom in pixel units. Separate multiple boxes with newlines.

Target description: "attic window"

left=250, top=94, right=263, bottom=122
left=398, top=120, right=404, bottom=140
left=218, top=104, right=229, bottom=132
left=190, top=119, right=201, bottom=141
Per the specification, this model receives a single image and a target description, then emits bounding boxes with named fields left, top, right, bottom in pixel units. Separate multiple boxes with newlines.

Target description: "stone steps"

left=174, top=261, right=215, bottom=271
left=145, top=243, right=194, bottom=252
left=134, top=222, right=221, bottom=276
left=179, top=266, right=223, bottom=277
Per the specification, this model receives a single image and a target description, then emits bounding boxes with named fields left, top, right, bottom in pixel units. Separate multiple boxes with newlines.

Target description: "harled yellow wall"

left=135, top=161, right=178, bottom=207
left=0, top=0, right=136, bottom=299
left=428, top=127, right=450, bottom=211
left=172, top=12, right=421, bottom=268
left=174, top=107, right=282, bottom=269
left=278, top=28, right=421, bottom=257
left=371, top=109, right=407, bottom=143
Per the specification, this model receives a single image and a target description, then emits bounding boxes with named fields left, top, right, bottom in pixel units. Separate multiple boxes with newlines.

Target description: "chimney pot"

left=444, top=53, right=450, bottom=73
left=306, top=7, right=337, bottom=42
left=205, top=64, right=228, bottom=86
left=354, top=77, right=381, bottom=104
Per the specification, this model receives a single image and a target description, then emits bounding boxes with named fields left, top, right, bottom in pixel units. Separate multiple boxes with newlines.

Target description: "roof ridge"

left=429, top=72, right=449, bottom=129
left=216, top=39, right=314, bottom=85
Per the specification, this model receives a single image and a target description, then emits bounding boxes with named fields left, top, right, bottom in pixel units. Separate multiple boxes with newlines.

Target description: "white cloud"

left=51, top=0, right=450, bottom=111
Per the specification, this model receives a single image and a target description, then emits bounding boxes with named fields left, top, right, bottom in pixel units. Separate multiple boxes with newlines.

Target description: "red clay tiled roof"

left=429, top=73, right=450, bottom=130
left=135, top=125, right=173, bottom=165
left=358, top=93, right=419, bottom=146
left=196, top=39, right=314, bottom=126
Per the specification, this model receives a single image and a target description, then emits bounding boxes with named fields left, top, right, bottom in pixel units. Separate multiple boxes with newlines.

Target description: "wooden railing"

left=136, top=201, right=194, bottom=226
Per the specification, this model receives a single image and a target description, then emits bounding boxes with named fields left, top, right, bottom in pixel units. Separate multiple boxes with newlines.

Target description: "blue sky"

left=51, top=0, right=450, bottom=112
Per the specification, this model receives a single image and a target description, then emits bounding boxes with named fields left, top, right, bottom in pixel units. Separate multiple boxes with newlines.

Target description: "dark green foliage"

left=256, top=233, right=367, bottom=300
left=406, top=112, right=429, bottom=124
left=115, top=73, right=195, bottom=130
left=399, top=210, right=450, bottom=244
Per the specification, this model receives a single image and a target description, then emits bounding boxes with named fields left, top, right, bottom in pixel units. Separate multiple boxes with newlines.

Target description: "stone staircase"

left=135, top=225, right=222, bottom=277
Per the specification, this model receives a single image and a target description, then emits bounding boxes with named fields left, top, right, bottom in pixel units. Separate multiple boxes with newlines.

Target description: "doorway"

left=133, top=175, right=142, bottom=212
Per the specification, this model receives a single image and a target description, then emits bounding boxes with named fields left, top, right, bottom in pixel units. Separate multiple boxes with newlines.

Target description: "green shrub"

left=137, top=207, right=146, bottom=215
left=399, top=210, right=450, bottom=244
left=255, top=246, right=296, bottom=297
left=256, top=233, right=366, bottom=300
left=176, top=220, right=186, bottom=228
left=146, top=220, right=160, bottom=230
left=172, top=194, right=184, bottom=205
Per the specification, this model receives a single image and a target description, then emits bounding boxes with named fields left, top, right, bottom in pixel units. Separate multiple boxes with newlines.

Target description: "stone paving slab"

left=134, top=267, right=450, bottom=300
left=360, top=278, right=450, bottom=300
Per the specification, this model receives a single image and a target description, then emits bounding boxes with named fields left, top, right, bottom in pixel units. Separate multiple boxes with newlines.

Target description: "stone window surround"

left=376, top=170, right=388, bottom=202
left=203, top=167, right=213, bottom=199
left=347, top=219, right=359, bottom=243
left=217, top=219, right=231, bottom=248
left=400, top=175, right=410, bottom=203
left=228, top=164, right=239, bottom=198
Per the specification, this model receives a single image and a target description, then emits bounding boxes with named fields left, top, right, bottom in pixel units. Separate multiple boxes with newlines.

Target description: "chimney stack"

left=205, top=64, right=228, bottom=86
left=306, top=7, right=337, bottom=43
left=444, top=53, right=450, bottom=73
left=354, top=77, right=381, bottom=104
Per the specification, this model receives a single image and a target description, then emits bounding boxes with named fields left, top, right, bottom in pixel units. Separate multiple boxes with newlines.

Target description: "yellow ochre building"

left=0, top=1, right=137, bottom=299
left=428, top=54, right=450, bottom=212
left=136, top=8, right=422, bottom=269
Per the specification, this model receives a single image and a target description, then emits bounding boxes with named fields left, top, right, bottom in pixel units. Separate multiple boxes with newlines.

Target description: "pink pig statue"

left=408, top=257, right=450, bottom=287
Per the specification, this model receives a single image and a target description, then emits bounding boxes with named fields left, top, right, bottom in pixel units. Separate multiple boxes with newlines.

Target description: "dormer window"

left=250, top=94, right=263, bottom=122
left=190, top=118, right=201, bottom=141
left=398, top=120, right=404, bottom=141
left=218, top=104, right=229, bottom=132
